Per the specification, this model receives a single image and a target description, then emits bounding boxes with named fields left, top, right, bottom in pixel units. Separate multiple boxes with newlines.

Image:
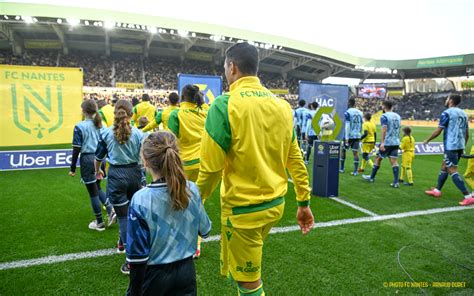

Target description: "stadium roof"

left=1, top=1, right=473, bottom=81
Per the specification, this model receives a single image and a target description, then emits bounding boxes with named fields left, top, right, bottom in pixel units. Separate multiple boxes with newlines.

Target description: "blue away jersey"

left=439, top=107, right=468, bottom=150
left=72, top=119, right=103, bottom=154
left=344, top=108, right=363, bottom=139
left=305, top=109, right=317, bottom=137
left=294, top=107, right=308, bottom=129
left=95, top=126, right=144, bottom=165
left=126, top=181, right=212, bottom=265
left=380, top=111, right=401, bottom=146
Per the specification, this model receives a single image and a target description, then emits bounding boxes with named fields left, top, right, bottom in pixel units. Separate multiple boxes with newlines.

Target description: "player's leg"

left=80, top=154, right=106, bottom=231
left=340, top=146, right=346, bottom=173
left=364, top=150, right=383, bottom=181
left=351, top=140, right=360, bottom=175
left=445, top=151, right=473, bottom=205
left=463, top=157, right=474, bottom=191
left=389, top=153, right=400, bottom=188
left=405, top=154, right=414, bottom=185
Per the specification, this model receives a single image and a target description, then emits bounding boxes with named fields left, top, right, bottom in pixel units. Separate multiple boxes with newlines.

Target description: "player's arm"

left=380, top=115, right=387, bottom=150
left=465, top=122, right=469, bottom=146
left=287, top=130, right=314, bottom=234
left=70, top=125, right=82, bottom=176
left=196, top=95, right=230, bottom=200
left=305, top=113, right=312, bottom=138
left=360, top=129, right=368, bottom=140
left=94, top=132, right=108, bottom=179
left=191, top=184, right=212, bottom=238
left=424, top=112, right=447, bottom=144
left=344, top=112, right=350, bottom=141
left=127, top=200, right=151, bottom=296
left=167, top=110, right=180, bottom=138
left=142, top=111, right=162, bottom=132
left=98, top=109, right=107, bottom=126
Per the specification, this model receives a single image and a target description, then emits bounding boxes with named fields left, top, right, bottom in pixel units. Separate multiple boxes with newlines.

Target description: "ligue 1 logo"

left=317, top=144, right=325, bottom=155
left=11, top=84, right=63, bottom=139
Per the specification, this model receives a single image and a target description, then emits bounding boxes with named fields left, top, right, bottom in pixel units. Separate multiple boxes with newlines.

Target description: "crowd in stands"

left=61, top=52, right=113, bottom=87
left=355, top=91, right=474, bottom=120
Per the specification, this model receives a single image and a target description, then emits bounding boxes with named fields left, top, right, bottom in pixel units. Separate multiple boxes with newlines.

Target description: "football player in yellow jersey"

left=359, top=113, right=376, bottom=172
left=399, top=127, right=415, bottom=185
left=97, top=99, right=115, bottom=127
left=463, top=131, right=474, bottom=191
left=142, top=92, right=180, bottom=132
left=196, top=42, right=314, bottom=296
left=131, top=94, right=156, bottom=127
left=168, top=85, right=209, bottom=182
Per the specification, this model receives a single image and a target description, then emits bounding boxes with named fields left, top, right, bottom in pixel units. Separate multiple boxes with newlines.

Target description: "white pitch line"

left=330, top=197, right=379, bottom=217
left=0, top=205, right=473, bottom=271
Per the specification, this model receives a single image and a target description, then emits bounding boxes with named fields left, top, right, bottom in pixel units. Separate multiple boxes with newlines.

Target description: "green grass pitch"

left=0, top=126, right=473, bottom=295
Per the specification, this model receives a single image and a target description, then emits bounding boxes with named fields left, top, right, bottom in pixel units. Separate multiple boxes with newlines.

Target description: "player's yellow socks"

left=400, top=166, right=406, bottom=181
left=368, top=159, right=374, bottom=168
left=360, top=159, right=366, bottom=170
left=197, top=236, right=202, bottom=251
left=406, top=168, right=413, bottom=184
left=238, top=283, right=265, bottom=296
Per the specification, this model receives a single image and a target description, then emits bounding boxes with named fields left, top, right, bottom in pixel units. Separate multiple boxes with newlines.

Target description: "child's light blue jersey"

left=380, top=111, right=401, bottom=146
left=95, top=126, right=143, bottom=165
left=72, top=119, right=103, bottom=154
left=344, top=108, right=363, bottom=139
left=439, top=107, right=468, bottom=150
left=126, top=181, right=212, bottom=265
left=305, top=109, right=317, bottom=137
left=294, top=107, right=308, bottom=129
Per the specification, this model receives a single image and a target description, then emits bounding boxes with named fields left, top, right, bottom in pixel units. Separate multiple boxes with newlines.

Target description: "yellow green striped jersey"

left=196, top=76, right=311, bottom=228
left=98, top=104, right=114, bottom=127
left=168, top=102, right=209, bottom=170
left=142, top=105, right=179, bottom=132
left=132, top=101, right=156, bottom=127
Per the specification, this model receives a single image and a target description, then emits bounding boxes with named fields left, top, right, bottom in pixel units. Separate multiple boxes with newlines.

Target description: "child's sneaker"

left=390, top=183, right=400, bottom=188
left=117, top=238, right=125, bottom=253
left=88, top=221, right=105, bottom=232
left=403, top=182, right=414, bottom=186
left=107, top=210, right=117, bottom=227
left=425, top=188, right=441, bottom=197
left=120, top=263, right=130, bottom=275
left=459, top=197, right=474, bottom=206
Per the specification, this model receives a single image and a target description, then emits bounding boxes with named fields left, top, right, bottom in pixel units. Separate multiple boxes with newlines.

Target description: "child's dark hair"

left=298, top=99, right=306, bottom=107
left=113, top=99, right=133, bottom=144
left=169, top=92, right=179, bottom=105
left=311, top=102, right=319, bottom=110
left=138, top=116, right=149, bottom=129
left=382, top=100, right=393, bottom=110
left=364, top=113, right=372, bottom=121
left=81, top=99, right=102, bottom=129
left=141, top=131, right=189, bottom=211
left=403, top=127, right=412, bottom=135
left=182, top=84, right=204, bottom=108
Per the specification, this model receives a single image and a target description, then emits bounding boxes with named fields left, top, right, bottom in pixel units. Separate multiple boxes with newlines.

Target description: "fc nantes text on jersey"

left=142, top=105, right=179, bottom=132
left=168, top=102, right=209, bottom=170
left=196, top=76, right=311, bottom=228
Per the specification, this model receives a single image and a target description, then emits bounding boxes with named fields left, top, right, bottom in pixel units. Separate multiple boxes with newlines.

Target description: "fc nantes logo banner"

left=0, top=65, right=83, bottom=147
left=177, top=73, right=222, bottom=104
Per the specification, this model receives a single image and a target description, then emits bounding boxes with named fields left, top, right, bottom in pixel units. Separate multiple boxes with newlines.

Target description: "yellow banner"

left=115, top=82, right=144, bottom=89
left=269, top=89, right=290, bottom=95
left=0, top=65, right=83, bottom=146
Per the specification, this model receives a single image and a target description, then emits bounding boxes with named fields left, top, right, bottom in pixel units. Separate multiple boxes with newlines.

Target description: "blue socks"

left=353, top=157, right=359, bottom=174
left=370, top=165, right=380, bottom=179
left=98, top=189, right=113, bottom=215
left=90, top=196, right=104, bottom=224
left=392, top=166, right=400, bottom=184
left=451, top=173, right=469, bottom=195
left=118, top=216, right=128, bottom=248
left=340, top=158, right=345, bottom=171
left=437, top=171, right=449, bottom=190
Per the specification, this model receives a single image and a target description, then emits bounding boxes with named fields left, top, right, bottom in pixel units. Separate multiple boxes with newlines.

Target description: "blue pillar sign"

left=312, top=141, right=340, bottom=197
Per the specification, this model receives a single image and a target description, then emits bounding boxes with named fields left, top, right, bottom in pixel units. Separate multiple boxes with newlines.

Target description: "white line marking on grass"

left=330, top=197, right=379, bottom=217
left=1, top=206, right=473, bottom=271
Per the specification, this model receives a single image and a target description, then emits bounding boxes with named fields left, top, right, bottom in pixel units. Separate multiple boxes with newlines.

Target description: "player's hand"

left=297, top=206, right=314, bottom=235
left=379, top=143, right=385, bottom=152
left=96, top=169, right=105, bottom=180
left=68, top=171, right=76, bottom=177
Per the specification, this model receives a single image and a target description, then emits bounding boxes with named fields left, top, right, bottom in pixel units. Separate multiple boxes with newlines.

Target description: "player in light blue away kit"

left=424, top=94, right=474, bottom=206
left=94, top=99, right=145, bottom=274
left=127, top=131, right=211, bottom=295
left=363, top=100, right=401, bottom=187
left=69, top=99, right=116, bottom=231
left=294, top=99, right=308, bottom=144
left=304, top=101, right=319, bottom=164
left=342, top=98, right=363, bottom=176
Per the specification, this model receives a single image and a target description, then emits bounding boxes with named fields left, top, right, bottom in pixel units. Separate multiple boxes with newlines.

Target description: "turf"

left=0, top=126, right=473, bottom=295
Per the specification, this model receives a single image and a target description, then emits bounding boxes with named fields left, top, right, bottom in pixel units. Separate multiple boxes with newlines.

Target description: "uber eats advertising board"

left=0, top=65, right=83, bottom=147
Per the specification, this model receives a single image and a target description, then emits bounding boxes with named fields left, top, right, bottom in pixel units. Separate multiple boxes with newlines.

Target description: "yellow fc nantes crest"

left=0, top=65, right=83, bottom=146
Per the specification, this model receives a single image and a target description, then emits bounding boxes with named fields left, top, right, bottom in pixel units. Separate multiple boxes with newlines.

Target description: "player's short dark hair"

left=382, top=100, right=393, bottom=110
left=364, top=113, right=372, bottom=121
left=225, top=42, right=259, bottom=75
left=449, top=94, right=461, bottom=106
left=311, top=102, right=319, bottom=109
left=96, top=99, right=107, bottom=109
left=402, top=127, right=412, bottom=135
left=169, top=92, right=179, bottom=105
left=142, top=93, right=150, bottom=101
left=348, top=98, right=356, bottom=107
left=298, top=99, right=306, bottom=107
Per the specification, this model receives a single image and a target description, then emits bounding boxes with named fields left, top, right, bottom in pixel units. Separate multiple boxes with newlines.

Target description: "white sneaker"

left=107, top=210, right=117, bottom=227
left=88, top=220, right=106, bottom=232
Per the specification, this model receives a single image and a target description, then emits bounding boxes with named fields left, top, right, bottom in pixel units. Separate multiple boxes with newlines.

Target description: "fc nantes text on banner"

left=0, top=65, right=83, bottom=146
left=177, top=73, right=222, bottom=104
left=299, top=81, right=349, bottom=140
